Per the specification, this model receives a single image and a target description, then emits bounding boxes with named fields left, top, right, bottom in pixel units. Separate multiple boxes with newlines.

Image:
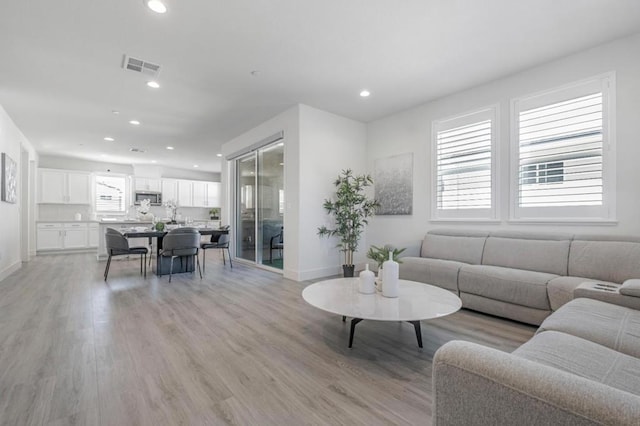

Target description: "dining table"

left=123, top=227, right=229, bottom=276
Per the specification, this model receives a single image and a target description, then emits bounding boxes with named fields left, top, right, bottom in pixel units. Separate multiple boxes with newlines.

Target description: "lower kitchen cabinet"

left=37, top=222, right=95, bottom=252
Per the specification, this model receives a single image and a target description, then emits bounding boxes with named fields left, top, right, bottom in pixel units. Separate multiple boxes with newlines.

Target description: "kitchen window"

left=511, top=73, right=615, bottom=221
left=95, top=174, right=126, bottom=213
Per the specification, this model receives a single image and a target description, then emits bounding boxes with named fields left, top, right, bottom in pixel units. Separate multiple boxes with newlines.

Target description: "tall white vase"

left=382, top=251, right=399, bottom=298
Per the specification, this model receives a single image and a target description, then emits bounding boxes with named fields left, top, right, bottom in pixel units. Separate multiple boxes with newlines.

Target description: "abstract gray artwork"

left=1, top=153, right=17, bottom=204
left=374, top=153, right=413, bottom=215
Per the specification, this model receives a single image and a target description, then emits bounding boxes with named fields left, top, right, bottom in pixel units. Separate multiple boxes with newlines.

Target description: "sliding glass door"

left=235, top=140, right=284, bottom=268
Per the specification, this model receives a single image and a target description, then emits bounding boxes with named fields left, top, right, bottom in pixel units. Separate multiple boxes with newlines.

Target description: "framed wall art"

left=1, top=152, right=18, bottom=204
left=374, top=153, right=413, bottom=215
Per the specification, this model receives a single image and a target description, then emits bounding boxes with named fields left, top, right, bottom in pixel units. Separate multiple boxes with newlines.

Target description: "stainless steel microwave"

left=134, top=191, right=162, bottom=205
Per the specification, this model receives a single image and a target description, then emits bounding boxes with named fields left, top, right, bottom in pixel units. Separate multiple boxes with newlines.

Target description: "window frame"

left=509, top=73, right=616, bottom=222
left=431, top=105, right=499, bottom=221
left=94, top=173, right=129, bottom=215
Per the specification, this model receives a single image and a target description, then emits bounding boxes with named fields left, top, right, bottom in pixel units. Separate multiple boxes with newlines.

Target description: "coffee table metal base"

left=343, top=316, right=423, bottom=348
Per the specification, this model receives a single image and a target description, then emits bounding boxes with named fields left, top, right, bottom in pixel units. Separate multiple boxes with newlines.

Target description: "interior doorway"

left=234, top=140, right=284, bottom=269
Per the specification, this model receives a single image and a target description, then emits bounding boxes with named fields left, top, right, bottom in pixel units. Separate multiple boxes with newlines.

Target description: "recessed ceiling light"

left=104, top=137, right=115, bottom=142
left=145, top=0, right=167, bottom=14
left=193, top=165, right=199, bottom=168
left=151, top=160, right=157, bottom=163
left=146, top=81, right=160, bottom=89
left=166, top=146, right=174, bottom=150
left=216, top=153, right=222, bottom=157
left=360, top=90, right=371, bottom=97
left=100, top=154, right=107, bottom=158
left=112, top=110, right=120, bottom=115
left=129, top=120, right=141, bottom=125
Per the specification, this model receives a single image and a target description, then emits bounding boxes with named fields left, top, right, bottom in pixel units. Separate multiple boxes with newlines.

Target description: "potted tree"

left=209, top=208, right=220, bottom=220
left=318, top=169, right=379, bottom=277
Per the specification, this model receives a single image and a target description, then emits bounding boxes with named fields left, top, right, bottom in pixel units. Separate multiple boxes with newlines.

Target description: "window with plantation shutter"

left=511, top=74, right=615, bottom=220
left=95, top=175, right=126, bottom=213
left=432, top=107, right=497, bottom=220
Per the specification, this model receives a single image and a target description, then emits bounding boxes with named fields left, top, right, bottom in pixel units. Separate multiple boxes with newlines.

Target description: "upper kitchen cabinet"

left=38, top=169, right=91, bottom=204
left=206, top=182, right=221, bottom=207
left=178, top=180, right=193, bottom=207
left=161, top=178, right=178, bottom=204
left=134, top=177, right=161, bottom=192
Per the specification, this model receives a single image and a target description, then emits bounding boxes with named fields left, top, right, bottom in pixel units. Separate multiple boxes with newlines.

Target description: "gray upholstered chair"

left=159, top=227, right=202, bottom=282
left=201, top=232, right=232, bottom=271
left=104, top=228, right=149, bottom=281
left=269, top=226, right=283, bottom=263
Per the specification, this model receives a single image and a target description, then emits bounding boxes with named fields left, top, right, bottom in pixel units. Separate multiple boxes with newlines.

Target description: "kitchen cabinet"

left=161, top=179, right=178, bottom=204
left=38, top=169, right=91, bottom=204
left=178, top=180, right=193, bottom=207
left=88, top=223, right=99, bottom=247
left=37, top=222, right=92, bottom=251
left=134, top=177, right=161, bottom=192
left=206, top=182, right=221, bottom=207
left=36, top=224, right=64, bottom=250
left=192, top=181, right=207, bottom=207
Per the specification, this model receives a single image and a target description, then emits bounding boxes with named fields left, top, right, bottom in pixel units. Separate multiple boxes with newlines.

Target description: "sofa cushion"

left=458, top=265, right=555, bottom=310
left=546, top=276, right=598, bottom=311
left=537, top=298, right=640, bottom=358
left=420, top=230, right=487, bottom=264
left=514, top=330, right=640, bottom=397
left=569, top=237, right=640, bottom=283
left=621, top=279, right=640, bottom=297
left=399, top=257, right=463, bottom=292
left=482, top=235, right=570, bottom=275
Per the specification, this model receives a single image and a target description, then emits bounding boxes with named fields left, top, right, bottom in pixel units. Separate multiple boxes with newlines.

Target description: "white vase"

left=382, top=251, right=399, bottom=298
left=359, top=264, right=376, bottom=294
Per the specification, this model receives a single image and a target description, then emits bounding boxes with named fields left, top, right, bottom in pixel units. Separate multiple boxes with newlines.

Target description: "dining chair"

left=269, top=226, right=284, bottom=263
left=104, top=228, right=149, bottom=281
left=201, top=233, right=232, bottom=271
left=159, top=227, right=202, bottom=282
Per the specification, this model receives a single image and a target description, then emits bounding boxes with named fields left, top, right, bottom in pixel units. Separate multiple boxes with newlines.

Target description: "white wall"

left=221, top=104, right=367, bottom=281
left=0, top=105, right=37, bottom=281
left=366, top=33, right=640, bottom=255
left=297, top=105, right=367, bottom=280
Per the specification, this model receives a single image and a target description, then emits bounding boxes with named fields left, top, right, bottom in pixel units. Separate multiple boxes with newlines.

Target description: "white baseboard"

left=285, top=265, right=342, bottom=282
left=0, top=261, right=22, bottom=282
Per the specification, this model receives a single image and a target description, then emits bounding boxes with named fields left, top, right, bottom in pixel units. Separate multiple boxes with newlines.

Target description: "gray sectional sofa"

left=400, top=229, right=640, bottom=325
left=433, top=297, right=640, bottom=425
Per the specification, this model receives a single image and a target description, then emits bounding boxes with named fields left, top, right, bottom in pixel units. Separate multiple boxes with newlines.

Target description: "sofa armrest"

left=573, top=281, right=640, bottom=310
left=433, top=341, right=640, bottom=426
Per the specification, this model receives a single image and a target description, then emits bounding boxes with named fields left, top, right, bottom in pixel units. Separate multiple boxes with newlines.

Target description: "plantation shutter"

left=518, top=93, right=603, bottom=207
left=95, top=175, right=126, bottom=212
left=433, top=107, right=495, bottom=219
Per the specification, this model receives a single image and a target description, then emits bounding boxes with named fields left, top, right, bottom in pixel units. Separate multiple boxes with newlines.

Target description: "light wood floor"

left=0, top=253, right=535, bottom=425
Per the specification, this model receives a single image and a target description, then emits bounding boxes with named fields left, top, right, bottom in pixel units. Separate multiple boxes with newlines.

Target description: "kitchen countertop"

left=37, top=220, right=100, bottom=224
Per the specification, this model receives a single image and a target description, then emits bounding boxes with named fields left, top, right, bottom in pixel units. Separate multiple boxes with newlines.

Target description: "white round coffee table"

left=302, top=278, right=462, bottom=348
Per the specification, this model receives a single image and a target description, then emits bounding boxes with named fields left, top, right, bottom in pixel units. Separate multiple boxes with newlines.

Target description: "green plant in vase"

left=366, top=244, right=406, bottom=270
left=209, top=207, right=220, bottom=220
left=318, top=169, right=379, bottom=277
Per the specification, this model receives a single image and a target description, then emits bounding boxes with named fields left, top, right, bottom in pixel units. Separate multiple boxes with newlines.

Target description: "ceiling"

left=1, top=1, right=639, bottom=173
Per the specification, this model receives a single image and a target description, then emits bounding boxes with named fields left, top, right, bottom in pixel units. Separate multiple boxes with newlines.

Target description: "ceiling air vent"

left=122, top=55, right=161, bottom=77
left=130, top=148, right=145, bottom=153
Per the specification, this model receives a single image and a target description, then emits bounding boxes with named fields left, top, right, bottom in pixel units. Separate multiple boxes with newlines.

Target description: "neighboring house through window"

left=511, top=73, right=615, bottom=220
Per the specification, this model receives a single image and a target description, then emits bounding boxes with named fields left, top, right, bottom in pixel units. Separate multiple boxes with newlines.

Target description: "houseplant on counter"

left=164, top=199, right=178, bottom=223
left=318, top=169, right=379, bottom=277
left=209, top=208, right=220, bottom=220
